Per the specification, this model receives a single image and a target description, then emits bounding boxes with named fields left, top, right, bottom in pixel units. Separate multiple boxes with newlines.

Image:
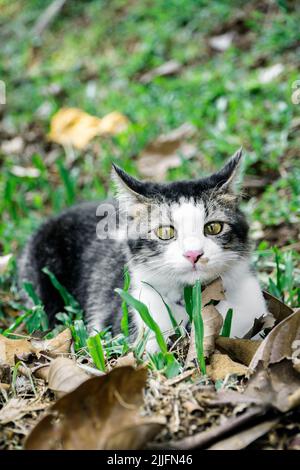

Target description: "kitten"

left=18, top=149, right=268, bottom=352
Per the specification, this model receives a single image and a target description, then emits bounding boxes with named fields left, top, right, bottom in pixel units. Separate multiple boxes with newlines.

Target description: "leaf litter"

left=1, top=282, right=300, bottom=450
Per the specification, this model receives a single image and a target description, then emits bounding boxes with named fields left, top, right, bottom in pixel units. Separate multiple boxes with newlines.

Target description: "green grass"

left=87, top=333, right=106, bottom=372
left=221, top=308, right=233, bottom=338
left=191, top=280, right=206, bottom=374
left=0, top=1, right=299, bottom=376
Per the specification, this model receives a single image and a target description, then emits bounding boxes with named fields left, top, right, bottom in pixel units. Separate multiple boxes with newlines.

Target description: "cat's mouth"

left=187, top=256, right=209, bottom=270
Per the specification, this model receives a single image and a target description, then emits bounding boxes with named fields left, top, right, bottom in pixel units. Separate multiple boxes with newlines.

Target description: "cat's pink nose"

left=184, top=250, right=203, bottom=265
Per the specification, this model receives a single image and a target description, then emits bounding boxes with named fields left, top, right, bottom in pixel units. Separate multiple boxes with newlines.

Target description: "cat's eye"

left=155, top=226, right=175, bottom=240
left=204, top=222, right=223, bottom=236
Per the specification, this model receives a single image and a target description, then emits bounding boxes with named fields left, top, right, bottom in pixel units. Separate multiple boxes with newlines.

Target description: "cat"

left=18, top=148, right=268, bottom=352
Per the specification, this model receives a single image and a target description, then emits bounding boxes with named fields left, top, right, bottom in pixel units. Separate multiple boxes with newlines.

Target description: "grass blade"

left=70, top=319, right=88, bottom=351
left=192, top=280, right=206, bottom=375
left=184, top=285, right=193, bottom=322
left=57, top=160, right=76, bottom=206
left=22, top=281, right=41, bottom=306
left=87, top=333, right=106, bottom=372
left=115, top=288, right=168, bottom=354
left=42, top=267, right=83, bottom=318
left=142, top=281, right=182, bottom=338
left=221, top=308, right=233, bottom=337
left=2, top=310, right=32, bottom=336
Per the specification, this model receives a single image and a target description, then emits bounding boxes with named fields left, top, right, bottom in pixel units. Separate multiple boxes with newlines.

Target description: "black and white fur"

left=18, top=149, right=268, bottom=352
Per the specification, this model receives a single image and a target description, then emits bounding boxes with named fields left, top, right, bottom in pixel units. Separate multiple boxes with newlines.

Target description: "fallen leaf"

left=245, top=360, right=300, bottom=412
left=140, top=60, right=181, bottom=84
left=97, top=111, right=130, bottom=135
left=0, top=398, right=49, bottom=425
left=263, top=291, right=294, bottom=322
left=31, top=328, right=72, bottom=356
left=249, top=309, right=300, bottom=371
left=49, top=108, right=101, bottom=149
left=25, top=366, right=164, bottom=450
left=209, top=32, right=234, bottom=51
left=186, top=305, right=223, bottom=363
left=206, top=351, right=248, bottom=381
left=0, top=335, right=33, bottom=365
left=202, top=278, right=225, bottom=306
left=47, top=357, right=91, bottom=398
left=0, top=328, right=72, bottom=366
left=137, top=123, right=197, bottom=181
left=48, top=108, right=129, bottom=149
left=0, top=254, right=13, bottom=275
left=216, top=337, right=262, bottom=366
left=114, top=352, right=137, bottom=368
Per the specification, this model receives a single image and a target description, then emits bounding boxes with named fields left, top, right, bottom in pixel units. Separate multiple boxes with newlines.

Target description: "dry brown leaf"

left=216, top=337, right=262, bottom=366
left=0, top=335, right=33, bottom=365
left=48, top=108, right=129, bottom=149
left=202, top=277, right=225, bottom=306
left=206, top=351, right=248, bottom=381
left=249, top=309, right=300, bottom=371
left=186, top=305, right=223, bottom=364
left=114, top=352, right=137, bottom=368
left=30, top=328, right=72, bottom=356
left=243, top=292, right=293, bottom=340
left=47, top=357, right=90, bottom=398
left=245, top=360, right=300, bottom=412
left=263, top=291, right=294, bottom=322
left=137, top=123, right=197, bottom=181
left=140, top=60, right=181, bottom=84
left=0, top=398, right=49, bottom=425
left=25, top=366, right=164, bottom=450
left=0, top=328, right=72, bottom=366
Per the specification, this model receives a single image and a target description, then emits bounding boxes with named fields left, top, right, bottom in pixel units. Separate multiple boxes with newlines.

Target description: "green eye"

left=204, top=222, right=223, bottom=236
left=155, top=226, right=175, bottom=240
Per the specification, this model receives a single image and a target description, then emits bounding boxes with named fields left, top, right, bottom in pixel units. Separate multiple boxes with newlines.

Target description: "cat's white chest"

left=130, top=261, right=268, bottom=353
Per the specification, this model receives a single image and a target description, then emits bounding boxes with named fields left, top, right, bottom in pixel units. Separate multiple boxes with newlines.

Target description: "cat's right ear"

left=111, top=164, right=148, bottom=207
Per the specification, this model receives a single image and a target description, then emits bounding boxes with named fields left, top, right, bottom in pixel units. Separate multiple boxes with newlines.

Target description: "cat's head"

left=112, top=148, right=249, bottom=286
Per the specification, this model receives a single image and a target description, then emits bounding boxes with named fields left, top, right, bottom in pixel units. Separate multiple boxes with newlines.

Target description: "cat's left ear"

left=215, top=147, right=244, bottom=192
left=111, top=164, right=149, bottom=207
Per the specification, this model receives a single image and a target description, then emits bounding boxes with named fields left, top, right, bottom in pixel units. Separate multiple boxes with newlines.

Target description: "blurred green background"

left=0, top=0, right=299, bottom=310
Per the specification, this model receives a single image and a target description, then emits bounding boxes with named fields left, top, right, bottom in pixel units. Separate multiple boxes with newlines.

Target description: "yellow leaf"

left=48, top=108, right=129, bottom=149
left=97, top=111, right=130, bottom=135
